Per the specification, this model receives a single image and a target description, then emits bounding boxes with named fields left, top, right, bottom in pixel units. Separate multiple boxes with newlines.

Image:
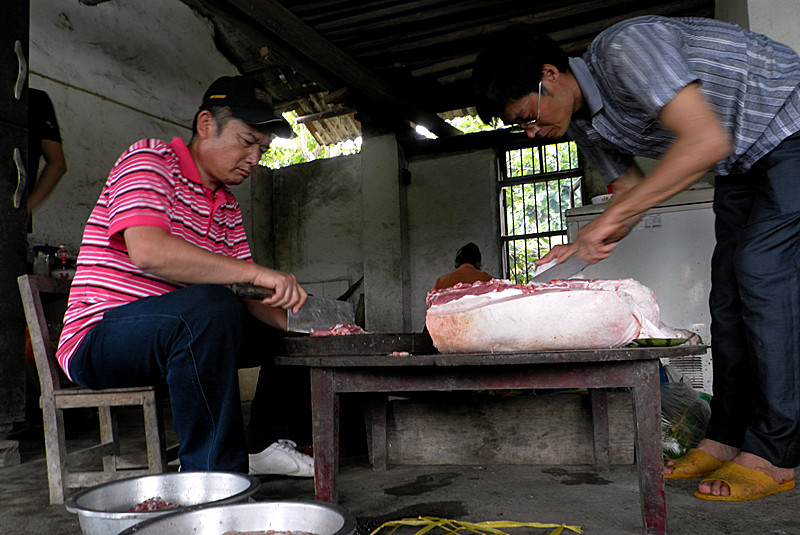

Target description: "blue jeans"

left=706, top=131, right=800, bottom=467
left=68, top=284, right=310, bottom=472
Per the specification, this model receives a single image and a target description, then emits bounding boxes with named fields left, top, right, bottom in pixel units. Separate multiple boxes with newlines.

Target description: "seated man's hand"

left=252, top=269, right=307, bottom=314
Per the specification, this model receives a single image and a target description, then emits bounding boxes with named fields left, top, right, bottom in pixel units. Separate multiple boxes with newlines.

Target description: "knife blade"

left=227, top=283, right=356, bottom=334
left=530, top=255, right=591, bottom=283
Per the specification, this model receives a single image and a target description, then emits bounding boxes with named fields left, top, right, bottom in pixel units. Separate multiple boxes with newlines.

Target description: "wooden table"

left=275, top=345, right=707, bottom=535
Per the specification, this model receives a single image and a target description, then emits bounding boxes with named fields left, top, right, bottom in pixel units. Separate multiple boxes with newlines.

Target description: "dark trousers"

left=706, top=131, right=800, bottom=468
left=68, top=284, right=310, bottom=472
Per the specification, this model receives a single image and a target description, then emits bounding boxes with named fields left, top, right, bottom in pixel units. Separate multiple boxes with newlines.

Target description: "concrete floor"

left=1, top=406, right=799, bottom=535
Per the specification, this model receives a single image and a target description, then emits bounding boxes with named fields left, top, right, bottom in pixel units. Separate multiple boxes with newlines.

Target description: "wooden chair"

left=17, top=274, right=168, bottom=504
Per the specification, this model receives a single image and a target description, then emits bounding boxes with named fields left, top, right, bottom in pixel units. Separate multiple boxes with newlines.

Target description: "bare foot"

left=663, top=439, right=739, bottom=476
left=696, top=452, right=796, bottom=497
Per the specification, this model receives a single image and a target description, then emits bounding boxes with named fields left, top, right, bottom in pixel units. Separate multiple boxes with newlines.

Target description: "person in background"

left=57, top=76, right=313, bottom=477
left=27, top=88, right=67, bottom=215
left=434, top=242, right=493, bottom=290
left=23, top=88, right=68, bottom=423
left=473, top=16, right=800, bottom=502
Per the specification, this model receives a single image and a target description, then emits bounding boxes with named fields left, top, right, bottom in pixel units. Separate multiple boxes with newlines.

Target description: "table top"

left=274, top=345, right=708, bottom=368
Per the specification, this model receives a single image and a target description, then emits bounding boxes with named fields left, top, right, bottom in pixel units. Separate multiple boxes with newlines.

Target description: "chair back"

left=18, top=275, right=72, bottom=397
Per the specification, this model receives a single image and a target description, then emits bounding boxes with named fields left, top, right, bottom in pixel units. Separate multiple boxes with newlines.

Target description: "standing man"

left=473, top=16, right=800, bottom=501
left=57, top=76, right=313, bottom=476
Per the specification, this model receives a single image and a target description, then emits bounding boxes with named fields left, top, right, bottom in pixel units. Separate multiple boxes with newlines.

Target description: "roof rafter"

left=224, top=0, right=463, bottom=138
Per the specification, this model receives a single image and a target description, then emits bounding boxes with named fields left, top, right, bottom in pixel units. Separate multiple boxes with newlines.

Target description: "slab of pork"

left=425, top=278, right=680, bottom=353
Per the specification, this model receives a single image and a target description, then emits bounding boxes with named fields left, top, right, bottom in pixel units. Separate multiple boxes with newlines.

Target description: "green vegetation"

left=502, top=141, right=583, bottom=284
left=259, top=111, right=361, bottom=170
left=260, top=113, right=497, bottom=169
left=445, top=115, right=496, bottom=134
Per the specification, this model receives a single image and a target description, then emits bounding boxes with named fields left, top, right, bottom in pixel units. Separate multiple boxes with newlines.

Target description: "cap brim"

left=256, top=117, right=296, bottom=139
left=231, top=107, right=296, bottom=139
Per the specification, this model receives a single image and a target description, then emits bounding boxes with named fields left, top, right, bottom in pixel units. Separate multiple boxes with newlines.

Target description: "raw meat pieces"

left=129, top=496, right=180, bottom=511
left=310, top=323, right=367, bottom=336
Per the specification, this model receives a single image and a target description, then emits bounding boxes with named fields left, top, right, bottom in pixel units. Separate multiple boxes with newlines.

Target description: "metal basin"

left=64, top=472, right=260, bottom=535
left=118, top=500, right=356, bottom=535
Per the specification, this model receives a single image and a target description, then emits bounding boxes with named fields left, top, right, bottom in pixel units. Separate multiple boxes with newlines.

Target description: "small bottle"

left=56, top=244, right=69, bottom=268
left=34, top=252, right=50, bottom=276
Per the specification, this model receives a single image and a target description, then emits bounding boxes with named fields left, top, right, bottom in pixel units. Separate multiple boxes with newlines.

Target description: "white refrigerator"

left=565, top=188, right=716, bottom=393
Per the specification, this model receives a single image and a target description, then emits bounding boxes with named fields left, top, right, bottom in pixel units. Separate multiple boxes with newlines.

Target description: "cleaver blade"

left=530, top=255, right=591, bottom=283
left=227, top=283, right=356, bottom=334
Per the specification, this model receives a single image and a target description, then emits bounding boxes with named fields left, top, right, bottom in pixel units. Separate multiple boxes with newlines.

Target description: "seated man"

left=57, top=76, right=312, bottom=476
left=434, top=242, right=493, bottom=290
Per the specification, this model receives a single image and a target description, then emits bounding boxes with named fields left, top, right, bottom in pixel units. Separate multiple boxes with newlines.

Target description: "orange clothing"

left=434, top=263, right=493, bottom=290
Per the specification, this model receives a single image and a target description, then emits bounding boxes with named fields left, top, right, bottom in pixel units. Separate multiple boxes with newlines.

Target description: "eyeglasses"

left=514, top=81, right=542, bottom=131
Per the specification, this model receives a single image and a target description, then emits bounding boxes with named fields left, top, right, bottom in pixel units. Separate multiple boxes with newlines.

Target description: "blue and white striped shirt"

left=566, top=16, right=800, bottom=183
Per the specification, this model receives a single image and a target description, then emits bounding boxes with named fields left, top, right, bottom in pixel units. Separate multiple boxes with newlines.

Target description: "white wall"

left=359, top=134, right=406, bottom=331
left=267, top=154, right=364, bottom=295
left=407, top=149, right=500, bottom=332
left=716, top=0, right=800, bottom=52
left=262, top=143, right=501, bottom=333
left=28, top=0, right=239, bottom=250
left=748, top=0, right=800, bottom=52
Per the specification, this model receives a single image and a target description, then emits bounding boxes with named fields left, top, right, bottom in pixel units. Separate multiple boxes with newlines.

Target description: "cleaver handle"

left=228, top=283, right=274, bottom=300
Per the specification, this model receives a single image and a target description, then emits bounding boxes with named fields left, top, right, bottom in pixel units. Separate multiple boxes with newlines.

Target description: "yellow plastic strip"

left=369, top=516, right=583, bottom=535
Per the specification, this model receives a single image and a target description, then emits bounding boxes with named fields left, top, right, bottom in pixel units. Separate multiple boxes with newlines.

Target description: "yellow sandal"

left=664, top=448, right=723, bottom=479
left=694, top=462, right=795, bottom=501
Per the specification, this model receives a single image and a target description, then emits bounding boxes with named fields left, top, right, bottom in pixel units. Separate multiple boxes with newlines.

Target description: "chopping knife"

left=530, top=255, right=591, bottom=283
left=227, top=283, right=356, bottom=334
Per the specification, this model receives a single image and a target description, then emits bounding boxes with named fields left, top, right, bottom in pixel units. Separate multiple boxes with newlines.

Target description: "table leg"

left=364, top=394, right=388, bottom=470
left=311, top=368, right=339, bottom=503
left=589, top=388, right=611, bottom=471
left=630, top=360, right=666, bottom=535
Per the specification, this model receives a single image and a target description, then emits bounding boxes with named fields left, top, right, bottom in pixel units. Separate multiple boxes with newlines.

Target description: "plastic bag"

left=660, top=368, right=711, bottom=459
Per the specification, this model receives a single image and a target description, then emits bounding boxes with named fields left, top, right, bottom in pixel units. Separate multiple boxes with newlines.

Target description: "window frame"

left=497, top=138, right=585, bottom=283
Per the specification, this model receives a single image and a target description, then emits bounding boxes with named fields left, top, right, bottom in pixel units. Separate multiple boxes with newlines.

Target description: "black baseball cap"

left=200, top=76, right=295, bottom=139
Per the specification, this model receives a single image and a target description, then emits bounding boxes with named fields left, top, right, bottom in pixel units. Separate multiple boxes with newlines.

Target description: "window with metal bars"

left=499, top=140, right=584, bottom=284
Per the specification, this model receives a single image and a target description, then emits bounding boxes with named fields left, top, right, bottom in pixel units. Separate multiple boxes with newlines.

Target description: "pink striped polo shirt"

left=56, top=137, right=252, bottom=378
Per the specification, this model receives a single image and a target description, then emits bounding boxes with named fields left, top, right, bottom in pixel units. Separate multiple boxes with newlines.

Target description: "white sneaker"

left=248, top=439, right=314, bottom=477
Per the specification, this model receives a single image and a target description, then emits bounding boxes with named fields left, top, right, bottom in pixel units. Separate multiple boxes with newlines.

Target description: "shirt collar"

left=569, top=57, right=603, bottom=116
left=168, top=137, right=234, bottom=204
left=168, top=137, right=204, bottom=186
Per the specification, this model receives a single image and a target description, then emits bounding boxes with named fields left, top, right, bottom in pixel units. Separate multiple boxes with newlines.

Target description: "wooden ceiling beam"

left=410, top=54, right=478, bottom=78
left=224, top=0, right=463, bottom=138
left=546, top=0, right=715, bottom=45
left=296, top=107, right=355, bottom=124
left=312, top=0, right=482, bottom=33
left=345, top=0, right=642, bottom=56
left=298, top=0, right=450, bottom=25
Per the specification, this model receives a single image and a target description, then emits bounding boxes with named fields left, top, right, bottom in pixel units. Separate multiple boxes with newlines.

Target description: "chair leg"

left=98, top=406, right=117, bottom=472
left=41, top=399, right=67, bottom=504
left=143, top=394, right=166, bottom=473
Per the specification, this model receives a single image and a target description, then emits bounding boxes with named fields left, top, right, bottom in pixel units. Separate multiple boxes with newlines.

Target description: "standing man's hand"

left=536, top=165, right=643, bottom=266
left=536, top=221, right=619, bottom=266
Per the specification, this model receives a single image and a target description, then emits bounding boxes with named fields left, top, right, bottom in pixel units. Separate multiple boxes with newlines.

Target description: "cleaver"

left=530, top=255, right=591, bottom=283
left=228, top=283, right=356, bottom=334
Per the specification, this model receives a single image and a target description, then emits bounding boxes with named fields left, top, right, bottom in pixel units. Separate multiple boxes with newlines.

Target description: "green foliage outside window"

left=501, top=141, right=583, bottom=284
